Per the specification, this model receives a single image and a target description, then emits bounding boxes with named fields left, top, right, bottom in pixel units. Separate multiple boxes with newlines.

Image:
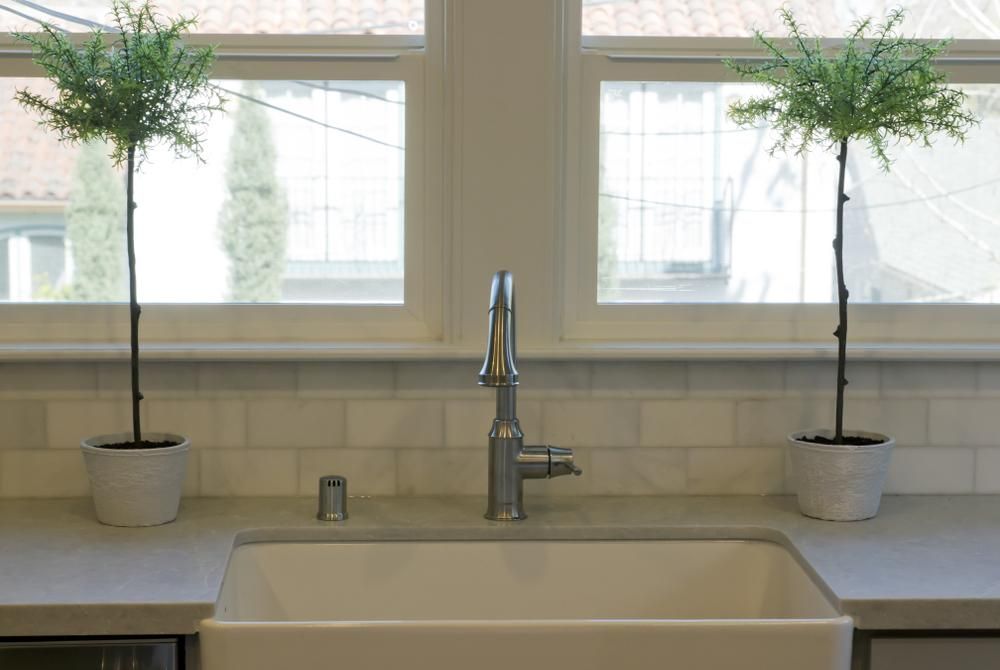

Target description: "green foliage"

left=65, top=141, right=126, bottom=301
left=725, top=7, right=978, bottom=170
left=13, top=0, right=224, bottom=165
left=219, top=83, right=288, bottom=302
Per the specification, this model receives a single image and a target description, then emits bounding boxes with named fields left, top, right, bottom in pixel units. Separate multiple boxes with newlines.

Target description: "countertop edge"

left=2, top=495, right=999, bottom=636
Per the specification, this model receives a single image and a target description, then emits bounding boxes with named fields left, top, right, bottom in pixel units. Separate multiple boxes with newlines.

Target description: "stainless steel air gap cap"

left=317, top=475, right=348, bottom=521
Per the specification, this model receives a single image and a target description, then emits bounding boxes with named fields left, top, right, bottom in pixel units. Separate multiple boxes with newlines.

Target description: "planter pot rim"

left=788, top=429, right=894, bottom=453
left=81, top=432, right=190, bottom=456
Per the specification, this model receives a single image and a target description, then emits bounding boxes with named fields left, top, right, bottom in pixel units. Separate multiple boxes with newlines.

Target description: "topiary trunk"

left=126, top=144, right=142, bottom=444
left=833, top=140, right=849, bottom=444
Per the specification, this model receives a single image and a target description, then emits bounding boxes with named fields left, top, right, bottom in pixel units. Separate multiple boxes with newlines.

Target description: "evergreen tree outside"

left=65, top=141, right=125, bottom=301
left=219, top=83, right=288, bottom=302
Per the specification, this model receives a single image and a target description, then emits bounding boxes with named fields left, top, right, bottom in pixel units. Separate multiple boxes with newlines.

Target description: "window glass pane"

left=0, top=238, right=8, bottom=299
left=597, top=81, right=1000, bottom=304
left=1, top=77, right=405, bottom=304
left=583, top=1, right=998, bottom=39
left=0, top=0, right=424, bottom=35
left=30, top=235, right=67, bottom=299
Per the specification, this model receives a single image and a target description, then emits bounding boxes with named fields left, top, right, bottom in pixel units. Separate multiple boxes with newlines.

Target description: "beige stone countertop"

left=1, top=495, right=1000, bottom=636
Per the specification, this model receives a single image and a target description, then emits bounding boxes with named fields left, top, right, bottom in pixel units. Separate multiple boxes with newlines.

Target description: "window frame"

left=564, top=4, right=1000, bottom=345
left=4, top=1, right=1000, bottom=358
left=0, top=2, right=445, bottom=345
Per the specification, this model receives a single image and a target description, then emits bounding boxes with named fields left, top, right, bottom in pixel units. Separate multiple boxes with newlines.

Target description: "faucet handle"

left=548, top=446, right=583, bottom=477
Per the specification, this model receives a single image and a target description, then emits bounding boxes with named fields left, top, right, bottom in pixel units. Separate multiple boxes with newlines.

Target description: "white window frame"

left=0, top=1, right=445, bottom=347
left=564, top=2, right=1000, bottom=347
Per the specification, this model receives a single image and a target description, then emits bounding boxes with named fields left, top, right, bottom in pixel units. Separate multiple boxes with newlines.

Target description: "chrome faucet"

left=479, top=270, right=582, bottom=521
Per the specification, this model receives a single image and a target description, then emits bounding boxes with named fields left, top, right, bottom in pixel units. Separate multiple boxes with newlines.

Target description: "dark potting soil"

left=98, top=440, right=181, bottom=450
left=799, top=435, right=885, bottom=446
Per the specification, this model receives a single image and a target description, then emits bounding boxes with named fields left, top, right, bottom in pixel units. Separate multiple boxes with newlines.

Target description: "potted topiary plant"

left=15, top=0, right=224, bottom=526
left=727, top=8, right=977, bottom=521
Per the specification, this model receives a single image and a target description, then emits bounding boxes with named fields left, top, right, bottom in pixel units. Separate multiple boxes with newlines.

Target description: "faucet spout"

left=479, top=270, right=581, bottom=521
left=478, top=270, right=518, bottom=387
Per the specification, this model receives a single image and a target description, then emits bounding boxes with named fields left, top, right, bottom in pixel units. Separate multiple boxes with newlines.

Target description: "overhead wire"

left=0, top=3, right=69, bottom=32
left=600, top=174, right=1000, bottom=213
left=2, top=2, right=406, bottom=150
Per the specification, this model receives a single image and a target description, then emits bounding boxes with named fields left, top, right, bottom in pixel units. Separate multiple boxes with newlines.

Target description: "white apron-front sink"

left=200, top=540, right=852, bottom=670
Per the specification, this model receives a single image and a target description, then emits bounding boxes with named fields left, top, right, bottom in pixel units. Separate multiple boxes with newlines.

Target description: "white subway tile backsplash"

left=247, top=399, right=344, bottom=449
left=197, top=363, right=297, bottom=397
left=976, top=364, right=1000, bottom=396
left=396, top=450, right=485, bottom=496
left=147, top=399, right=247, bottom=449
left=975, top=448, right=1000, bottom=493
left=200, top=449, right=298, bottom=496
left=97, top=363, right=199, bottom=399
left=395, top=362, right=476, bottom=398
left=46, top=400, right=140, bottom=449
left=784, top=362, right=879, bottom=397
left=884, top=447, right=975, bottom=494
left=689, top=363, right=783, bottom=398
left=844, top=399, right=928, bottom=446
left=688, top=447, right=785, bottom=494
left=444, top=399, right=541, bottom=448
left=640, top=400, right=735, bottom=447
left=591, top=362, right=686, bottom=398
left=929, top=399, right=1000, bottom=447
left=736, top=399, right=832, bottom=447
left=298, top=448, right=397, bottom=496
left=541, top=400, right=639, bottom=448
left=346, top=400, right=444, bottom=448
left=590, top=448, right=685, bottom=495
left=0, top=363, right=97, bottom=398
left=0, top=449, right=89, bottom=498
left=297, top=362, right=395, bottom=399
left=882, top=363, right=977, bottom=398
left=0, top=401, right=47, bottom=449
left=517, top=362, right=592, bottom=398
left=0, top=359, right=992, bottom=498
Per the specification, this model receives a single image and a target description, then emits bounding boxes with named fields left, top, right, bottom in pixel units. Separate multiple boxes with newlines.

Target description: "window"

left=0, top=224, right=66, bottom=301
left=2, top=1, right=998, bottom=354
left=596, top=81, right=1000, bottom=305
left=0, top=0, right=443, bottom=343
left=566, top=1, right=1000, bottom=343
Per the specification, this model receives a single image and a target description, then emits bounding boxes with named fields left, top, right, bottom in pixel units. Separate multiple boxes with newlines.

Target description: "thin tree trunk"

left=833, top=140, right=850, bottom=444
left=126, top=144, right=142, bottom=445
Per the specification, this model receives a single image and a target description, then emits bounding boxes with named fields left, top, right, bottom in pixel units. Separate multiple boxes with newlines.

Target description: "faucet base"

left=484, top=505, right=528, bottom=522
left=484, top=512, right=528, bottom=522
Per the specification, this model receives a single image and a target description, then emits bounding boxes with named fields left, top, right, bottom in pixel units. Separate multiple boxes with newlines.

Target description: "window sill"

left=2, top=341, right=1000, bottom=362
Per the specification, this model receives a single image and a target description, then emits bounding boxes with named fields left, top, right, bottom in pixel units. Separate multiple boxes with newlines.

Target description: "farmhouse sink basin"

left=200, top=540, right=852, bottom=670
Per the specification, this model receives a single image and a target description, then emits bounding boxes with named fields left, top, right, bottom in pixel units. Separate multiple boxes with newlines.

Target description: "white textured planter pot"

left=788, top=430, right=894, bottom=522
left=80, top=432, right=190, bottom=527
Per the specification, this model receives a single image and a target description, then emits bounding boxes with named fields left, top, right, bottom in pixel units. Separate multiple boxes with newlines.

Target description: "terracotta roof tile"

left=581, top=0, right=843, bottom=37
left=0, top=1, right=426, bottom=35
left=0, top=79, right=77, bottom=203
